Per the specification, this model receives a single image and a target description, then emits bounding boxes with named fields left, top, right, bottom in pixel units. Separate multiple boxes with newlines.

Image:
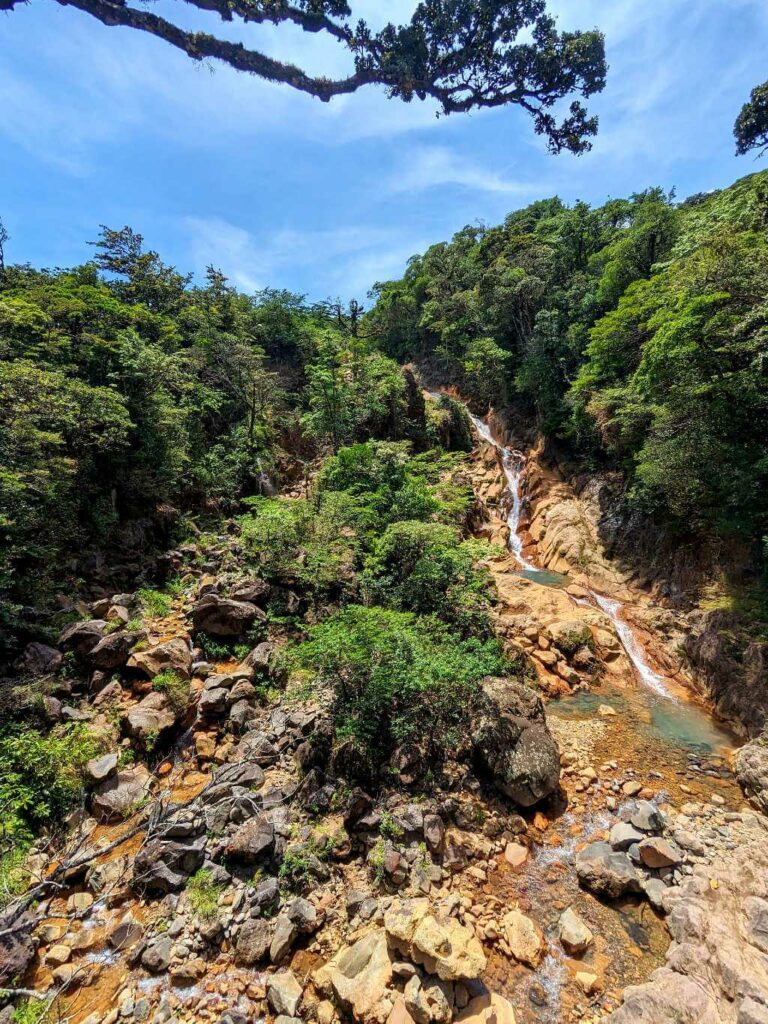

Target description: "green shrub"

left=290, top=605, right=507, bottom=780
left=0, top=723, right=103, bottom=839
left=152, top=670, right=190, bottom=712
left=186, top=868, right=224, bottom=920
left=11, top=1000, right=49, bottom=1024
left=136, top=588, right=173, bottom=619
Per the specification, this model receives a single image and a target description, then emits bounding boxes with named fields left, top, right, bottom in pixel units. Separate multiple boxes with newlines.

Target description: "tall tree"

left=735, top=81, right=768, bottom=156
left=0, top=1, right=606, bottom=154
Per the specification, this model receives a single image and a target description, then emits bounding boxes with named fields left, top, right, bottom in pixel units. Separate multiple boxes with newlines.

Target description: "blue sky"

left=1, top=0, right=767, bottom=301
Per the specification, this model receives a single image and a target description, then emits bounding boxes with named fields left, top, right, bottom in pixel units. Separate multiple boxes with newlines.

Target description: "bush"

left=0, top=723, right=104, bottom=839
left=152, top=669, right=190, bottom=712
left=290, top=605, right=507, bottom=780
left=136, top=588, right=173, bottom=618
left=186, top=868, right=224, bottom=920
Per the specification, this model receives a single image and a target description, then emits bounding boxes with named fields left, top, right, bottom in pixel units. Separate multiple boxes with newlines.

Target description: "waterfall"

left=591, top=592, right=677, bottom=702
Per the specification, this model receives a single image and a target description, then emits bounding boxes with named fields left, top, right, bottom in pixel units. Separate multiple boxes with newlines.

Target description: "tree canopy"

left=735, top=80, right=768, bottom=156
left=0, top=0, right=606, bottom=154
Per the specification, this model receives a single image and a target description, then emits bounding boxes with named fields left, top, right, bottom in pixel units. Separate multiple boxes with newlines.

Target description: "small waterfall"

left=591, top=592, right=678, bottom=703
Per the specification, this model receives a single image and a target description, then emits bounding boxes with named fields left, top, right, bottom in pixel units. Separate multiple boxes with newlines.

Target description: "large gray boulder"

left=58, top=619, right=107, bottom=657
left=133, top=836, right=205, bottom=895
left=192, top=593, right=265, bottom=637
left=576, top=841, right=643, bottom=899
left=89, top=630, right=137, bottom=669
left=470, top=676, right=560, bottom=806
left=122, top=691, right=177, bottom=748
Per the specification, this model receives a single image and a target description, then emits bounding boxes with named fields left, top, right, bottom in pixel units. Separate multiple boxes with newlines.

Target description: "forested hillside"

left=367, top=172, right=768, bottom=568
left=0, top=227, right=471, bottom=655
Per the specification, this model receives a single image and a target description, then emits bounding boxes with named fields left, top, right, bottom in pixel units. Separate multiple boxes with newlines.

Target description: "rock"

left=642, top=878, right=667, bottom=913
left=231, top=580, right=271, bottom=605
left=108, top=913, right=143, bottom=951
left=127, top=637, right=192, bottom=680
left=598, top=704, right=616, bottom=717
left=23, top=642, right=63, bottom=676
left=501, top=909, right=546, bottom=967
left=388, top=998, right=417, bottom=1024
left=133, top=837, right=205, bottom=894
left=141, top=936, right=173, bottom=973
left=470, top=676, right=560, bottom=806
left=423, top=814, right=445, bottom=854
left=735, top=740, right=768, bottom=814
left=91, top=765, right=151, bottom=822
left=0, top=910, right=36, bottom=986
left=59, top=619, right=107, bottom=657
left=122, top=691, right=177, bottom=748
left=575, top=972, right=599, bottom=996
left=558, top=907, right=593, bottom=956
left=243, top=641, right=278, bottom=675
left=455, top=993, right=517, bottom=1024
left=170, top=957, right=206, bottom=984
left=267, top=970, right=303, bottom=1018
left=504, top=843, right=529, bottom=868
left=89, top=630, right=136, bottom=669
left=198, top=686, right=230, bottom=718
left=235, top=919, right=273, bottom=965
left=86, top=751, right=119, bottom=783
left=385, top=898, right=486, bottom=981
left=622, top=780, right=643, bottom=797
left=575, top=842, right=643, bottom=899
left=609, top=822, right=645, bottom=851
left=192, top=593, right=265, bottom=637
left=227, top=816, right=274, bottom=862
left=638, top=838, right=683, bottom=869
left=67, top=891, right=93, bottom=913
left=44, top=943, right=72, bottom=966
left=314, top=930, right=393, bottom=1021
left=630, top=800, right=665, bottom=832
left=270, top=914, right=298, bottom=964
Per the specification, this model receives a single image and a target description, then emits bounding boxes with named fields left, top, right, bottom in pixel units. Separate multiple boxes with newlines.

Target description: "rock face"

left=469, top=677, right=560, bottom=806
left=735, top=739, right=768, bottom=814
left=384, top=899, right=487, bottom=981
left=192, top=593, right=265, bottom=636
left=606, top=838, right=768, bottom=1023
left=575, top=841, right=643, bottom=899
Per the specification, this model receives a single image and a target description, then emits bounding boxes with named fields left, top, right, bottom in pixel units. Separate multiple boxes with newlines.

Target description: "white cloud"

left=388, top=146, right=543, bottom=196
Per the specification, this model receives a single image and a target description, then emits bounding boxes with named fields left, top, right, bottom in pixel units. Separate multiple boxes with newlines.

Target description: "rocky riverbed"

left=2, top=410, right=767, bottom=1024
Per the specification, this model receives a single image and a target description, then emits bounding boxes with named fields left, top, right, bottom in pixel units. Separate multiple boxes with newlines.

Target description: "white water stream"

left=467, top=408, right=679, bottom=702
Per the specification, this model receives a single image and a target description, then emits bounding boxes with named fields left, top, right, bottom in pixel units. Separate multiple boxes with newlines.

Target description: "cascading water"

left=591, top=592, right=676, bottom=702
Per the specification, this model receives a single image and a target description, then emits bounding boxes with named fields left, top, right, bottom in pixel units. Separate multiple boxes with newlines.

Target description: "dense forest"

left=367, top=172, right=768, bottom=560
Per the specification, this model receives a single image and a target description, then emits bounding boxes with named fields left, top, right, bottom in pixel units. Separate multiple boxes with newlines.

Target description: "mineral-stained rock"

left=575, top=841, right=643, bottom=899
left=638, top=837, right=683, bottom=869
left=469, top=676, right=560, bottom=806
left=606, top=838, right=768, bottom=1023
left=127, top=637, right=192, bottom=680
left=192, top=593, right=265, bottom=637
left=384, top=899, right=487, bottom=981
left=91, top=765, right=151, bottom=822
left=501, top=909, right=546, bottom=967
left=314, top=929, right=393, bottom=1021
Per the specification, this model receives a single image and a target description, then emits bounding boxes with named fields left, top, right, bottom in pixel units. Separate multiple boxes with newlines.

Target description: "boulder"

left=122, top=691, right=177, bottom=748
left=470, top=677, right=560, bottom=806
left=227, top=815, right=275, bottom=862
left=230, top=579, right=271, bottom=605
left=575, top=842, right=643, bottom=899
left=133, top=836, right=205, bottom=894
left=59, top=619, right=107, bottom=657
left=127, top=637, right=192, bottom=680
left=558, top=907, right=593, bottom=956
left=243, top=641, right=279, bottom=676
left=735, top=739, right=768, bottom=814
left=192, top=593, right=265, bottom=637
left=199, top=686, right=230, bottom=718
left=0, top=911, right=36, bottom=986
left=141, top=936, right=172, bottom=973
left=85, top=751, right=119, bottom=784
left=609, top=822, right=645, bottom=852
left=91, top=765, right=151, bottom=822
left=314, top=930, right=393, bottom=1021
left=88, top=630, right=137, bottom=669
left=22, top=642, right=63, bottom=676
left=235, top=918, right=273, bottom=965
left=384, top=899, right=486, bottom=981
left=630, top=800, right=665, bottom=833
left=501, top=909, right=546, bottom=967
left=267, top=971, right=303, bottom=1018
left=456, top=993, right=516, bottom=1024
left=638, top=838, right=683, bottom=869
